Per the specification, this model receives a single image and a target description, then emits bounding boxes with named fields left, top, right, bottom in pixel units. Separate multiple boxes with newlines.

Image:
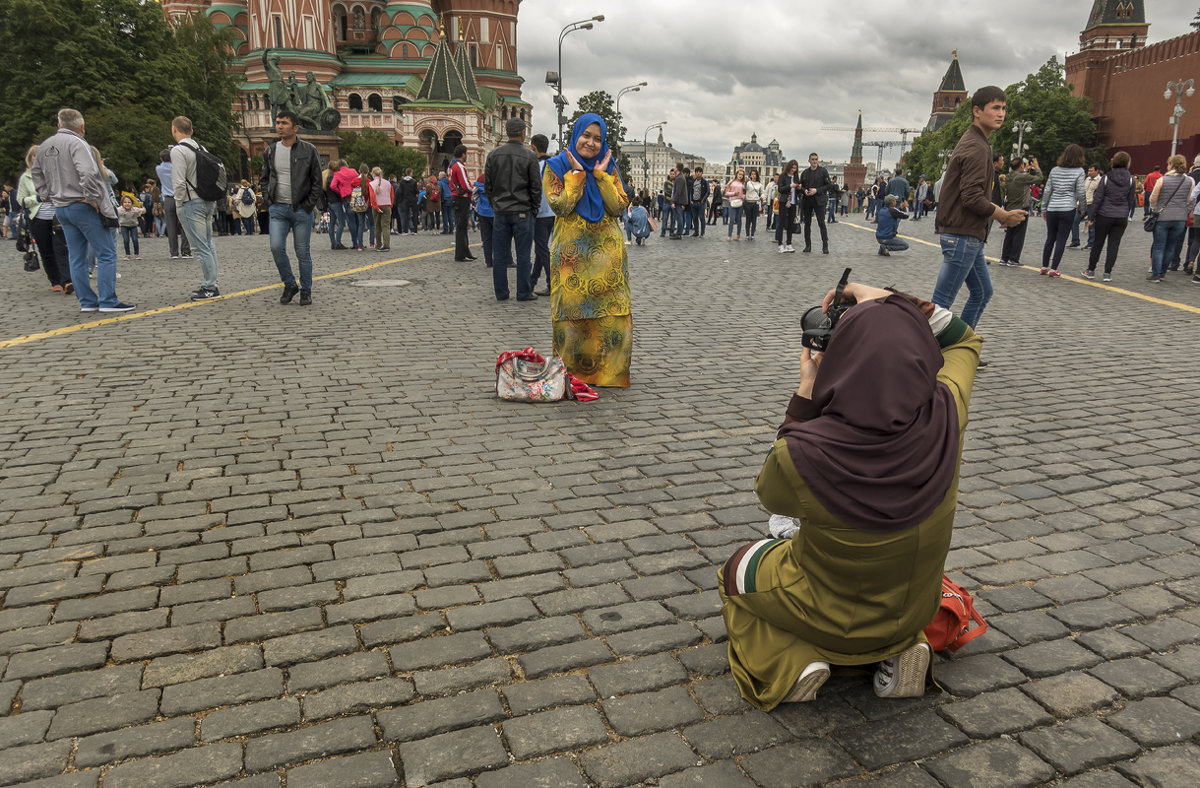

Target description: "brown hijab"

left=778, top=296, right=959, bottom=532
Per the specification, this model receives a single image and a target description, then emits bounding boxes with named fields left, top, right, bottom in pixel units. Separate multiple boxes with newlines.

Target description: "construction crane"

left=860, top=141, right=906, bottom=175
left=822, top=124, right=924, bottom=158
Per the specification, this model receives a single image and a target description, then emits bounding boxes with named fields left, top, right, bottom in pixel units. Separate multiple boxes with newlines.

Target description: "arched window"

left=401, top=42, right=410, bottom=58
left=368, top=93, right=383, bottom=112
left=353, top=8, right=365, bottom=29
left=370, top=10, right=380, bottom=30
left=349, top=93, right=363, bottom=111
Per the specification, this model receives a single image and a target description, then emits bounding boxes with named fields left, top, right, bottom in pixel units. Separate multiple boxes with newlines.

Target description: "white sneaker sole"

left=783, top=661, right=830, bottom=703
left=875, top=643, right=930, bottom=698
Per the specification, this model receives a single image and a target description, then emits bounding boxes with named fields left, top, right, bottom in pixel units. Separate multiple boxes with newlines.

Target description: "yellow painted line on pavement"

left=0, top=246, right=460, bottom=351
left=842, top=221, right=1200, bottom=316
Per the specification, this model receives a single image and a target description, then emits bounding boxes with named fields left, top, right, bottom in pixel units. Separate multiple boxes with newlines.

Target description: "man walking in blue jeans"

left=484, top=118, right=542, bottom=301
left=260, top=109, right=323, bottom=306
left=171, top=115, right=221, bottom=301
left=930, top=86, right=1027, bottom=364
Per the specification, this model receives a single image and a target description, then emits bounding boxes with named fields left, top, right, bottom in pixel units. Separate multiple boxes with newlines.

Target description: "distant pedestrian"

left=744, top=169, right=764, bottom=240
left=800, top=153, right=831, bottom=253
left=260, top=109, right=323, bottom=305
left=725, top=169, right=746, bottom=240
left=775, top=160, right=800, bottom=252
left=17, top=144, right=72, bottom=293
left=999, top=157, right=1041, bottom=267
left=484, top=119, right=540, bottom=300
left=117, top=195, right=144, bottom=258
left=1148, top=154, right=1193, bottom=282
left=397, top=168, right=419, bottom=235
left=367, top=167, right=393, bottom=253
left=156, top=148, right=191, bottom=258
left=449, top=146, right=474, bottom=261
left=530, top=134, right=556, bottom=296
left=170, top=115, right=221, bottom=301
left=1039, top=144, right=1086, bottom=277
left=1085, top=151, right=1135, bottom=283
left=31, top=108, right=134, bottom=311
left=875, top=194, right=909, bottom=256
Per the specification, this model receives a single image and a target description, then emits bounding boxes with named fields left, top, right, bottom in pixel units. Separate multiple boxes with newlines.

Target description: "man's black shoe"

left=465, top=255, right=477, bottom=261
left=280, top=284, right=300, bottom=304
left=299, top=290, right=312, bottom=306
left=978, top=360, right=990, bottom=368
left=333, top=243, right=348, bottom=250
left=517, top=293, right=539, bottom=301
left=878, top=245, right=890, bottom=257
left=802, top=245, right=812, bottom=253
left=190, top=286, right=220, bottom=301
left=669, top=235, right=682, bottom=240
left=822, top=245, right=829, bottom=254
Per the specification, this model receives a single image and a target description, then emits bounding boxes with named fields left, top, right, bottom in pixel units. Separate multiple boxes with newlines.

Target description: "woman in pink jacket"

left=330, top=162, right=362, bottom=249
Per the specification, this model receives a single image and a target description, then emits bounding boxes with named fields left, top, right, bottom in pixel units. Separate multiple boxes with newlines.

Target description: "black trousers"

left=30, top=217, right=70, bottom=287
left=1089, top=215, right=1128, bottom=274
left=453, top=195, right=471, bottom=258
left=801, top=199, right=827, bottom=248
left=1001, top=217, right=1028, bottom=264
left=774, top=205, right=795, bottom=245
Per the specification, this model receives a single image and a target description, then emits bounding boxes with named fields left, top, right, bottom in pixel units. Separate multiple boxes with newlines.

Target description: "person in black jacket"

left=484, top=117, right=542, bottom=301
left=799, top=153, right=832, bottom=253
left=774, top=160, right=800, bottom=252
left=396, top=168, right=419, bottom=235
left=259, top=109, right=323, bottom=306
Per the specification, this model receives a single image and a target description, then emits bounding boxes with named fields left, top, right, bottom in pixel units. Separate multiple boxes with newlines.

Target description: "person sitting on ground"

left=718, top=281, right=981, bottom=710
left=875, top=194, right=909, bottom=256
left=625, top=196, right=653, bottom=246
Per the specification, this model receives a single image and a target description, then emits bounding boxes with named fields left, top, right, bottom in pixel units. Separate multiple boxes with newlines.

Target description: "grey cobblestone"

left=46, top=688, right=160, bottom=739
left=243, top=715, right=377, bottom=772
left=1020, top=717, right=1141, bottom=774
left=102, top=742, right=243, bottom=788
left=579, top=732, right=700, bottom=788
left=75, top=719, right=196, bottom=767
left=397, top=725, right=508, bottom=786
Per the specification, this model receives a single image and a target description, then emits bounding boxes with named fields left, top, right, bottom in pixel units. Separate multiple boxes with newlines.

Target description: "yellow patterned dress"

left=543, top=166, right=632, bottom=387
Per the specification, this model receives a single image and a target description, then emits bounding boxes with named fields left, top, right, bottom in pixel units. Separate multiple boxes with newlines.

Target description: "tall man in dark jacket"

left=799, top=153, right=832, bottom=253
left=931, top=86, right=1027, bottom=334
left=670, top=163, right=689, bottom=240
left=484, top=118, right=542, bottom=301
left=260, top=109, right=323, bottom=305
left=396, top=168, right=419, bottom=235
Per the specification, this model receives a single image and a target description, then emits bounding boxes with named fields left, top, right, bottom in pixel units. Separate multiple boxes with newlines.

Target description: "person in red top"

left=330, top=161, right=361, bottom=247
left=448, top=145, right=475, bottom=261
left=1142, top=165, right=1162, bottom=218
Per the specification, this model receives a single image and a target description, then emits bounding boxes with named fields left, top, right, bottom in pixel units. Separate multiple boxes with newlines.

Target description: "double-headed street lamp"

left=616, top=82, right=647, bottom=120
left=547, top=15, right=605, bottom=150
left=644, top=120, right=666, bottom=192
left=1012, top=120, right=1032, bottom=162
left=1165, top=78, right=1195, bottom=158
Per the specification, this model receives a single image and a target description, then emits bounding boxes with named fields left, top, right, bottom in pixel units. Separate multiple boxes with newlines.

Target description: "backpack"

left=923, top=576, right=988, bottom=652
left=427, top=183, right=440, bottom=203
left=240, top=187, right=255, bottom=206
left=179, top=140, right=227, bottom=202
left=349, top=186, right=368, bottom=213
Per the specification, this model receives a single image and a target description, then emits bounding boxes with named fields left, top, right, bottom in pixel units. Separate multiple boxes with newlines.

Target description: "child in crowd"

left=117, top=195, right=145, bottom=259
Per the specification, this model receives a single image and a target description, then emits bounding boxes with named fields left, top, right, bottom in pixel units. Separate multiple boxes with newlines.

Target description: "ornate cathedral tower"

left=437, top=0, right=522, bottom=99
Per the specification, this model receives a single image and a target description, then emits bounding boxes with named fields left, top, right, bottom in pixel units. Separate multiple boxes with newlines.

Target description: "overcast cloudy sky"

left=517, top=0, right=1199, bottom=165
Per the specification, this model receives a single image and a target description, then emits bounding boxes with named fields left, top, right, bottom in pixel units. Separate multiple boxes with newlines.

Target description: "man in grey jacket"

left=31, top=108, right=134, bottom=312
left=171, top=115, right=221, bottom=301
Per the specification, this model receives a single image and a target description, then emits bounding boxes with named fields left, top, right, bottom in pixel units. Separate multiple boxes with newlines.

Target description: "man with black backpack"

left=171, top=115, right=224, bottom=301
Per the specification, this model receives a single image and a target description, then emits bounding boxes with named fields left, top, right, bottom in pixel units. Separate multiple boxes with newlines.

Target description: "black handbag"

left=1144, top=176, right=1185, bottom=232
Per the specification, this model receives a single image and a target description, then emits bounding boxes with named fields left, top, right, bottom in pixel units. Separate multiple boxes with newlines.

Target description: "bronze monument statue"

left=262, top=51, right=341, bottom=131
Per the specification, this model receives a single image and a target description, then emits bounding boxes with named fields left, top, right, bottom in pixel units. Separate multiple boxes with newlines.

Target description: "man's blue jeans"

left=932, top=233, right=992, bottom=329
left=674, top=205, right=688, bottom=236
left=913, top=200, right=925, bottom=220
left=492, top=212, right=534, bottom=300
left=442, top=202, right=455, bottom=233
left=57, top=202, right=120, bottom=309
left=177, top=199, right=218, bottom=288
left=879, top=236, right=909, bottom=252
left=269, top=203, right=314, bottom=291
left=690, top=204, right=704, bottom=235
left=327, top=201, right=347, bottom=247
left=1151, top=220, right=1187, bottom=277
left=346, top=210, right=364, bottom=248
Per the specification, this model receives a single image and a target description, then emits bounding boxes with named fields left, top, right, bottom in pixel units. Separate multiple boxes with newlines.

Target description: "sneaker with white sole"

left=785, top=244, right=796, bottom=253
left=98, top=302, right=136, bottom=313
left=778, top=245, right=786, bottom=253
left=874, top=642, right=931, bottom=698
left=1103, top=273, right=1112, bottom=282
left=783, top=661, right=830, bottom=703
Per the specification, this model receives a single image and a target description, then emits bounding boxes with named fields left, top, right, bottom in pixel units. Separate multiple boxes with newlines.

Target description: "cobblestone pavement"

left=1, top=211, right=1198, bottom=788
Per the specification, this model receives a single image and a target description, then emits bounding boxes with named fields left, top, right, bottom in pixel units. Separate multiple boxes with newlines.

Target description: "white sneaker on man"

left=783, top=661, right=830, bottom=703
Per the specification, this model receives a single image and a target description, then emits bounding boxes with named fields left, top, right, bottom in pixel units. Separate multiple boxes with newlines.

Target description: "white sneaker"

left=785, top=244, right=796, bottom=253
left=778, top=245, right=786, bottom=253
left=783, top=661, right=830, bottom=703
left=874, top=642, right=931, bottom=698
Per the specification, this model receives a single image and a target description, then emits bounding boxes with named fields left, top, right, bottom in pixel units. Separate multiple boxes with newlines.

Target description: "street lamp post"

left=615, top=81, right=648, bottom=121
left=1165, top=78, right=1195, bottom=158
left=643, top=120, right=666, bottom=193
left=1012, top=120, right=1032, bottom=162
left=552, top=15, right=605, bottom=150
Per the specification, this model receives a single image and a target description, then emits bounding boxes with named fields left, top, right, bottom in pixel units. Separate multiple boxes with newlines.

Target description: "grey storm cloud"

left=516, top=0, right=1199, bottom=165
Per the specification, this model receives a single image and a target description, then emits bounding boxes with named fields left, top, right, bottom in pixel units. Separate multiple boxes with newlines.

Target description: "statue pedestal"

left=303, top=130, right=342, bottom=167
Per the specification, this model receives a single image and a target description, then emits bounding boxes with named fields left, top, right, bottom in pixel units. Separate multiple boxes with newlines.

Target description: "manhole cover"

left=351, top=279, right=413, bottom=287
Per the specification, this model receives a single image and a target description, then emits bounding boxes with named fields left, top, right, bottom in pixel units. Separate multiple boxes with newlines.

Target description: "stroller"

left=15, top=221, right=39, bottom=272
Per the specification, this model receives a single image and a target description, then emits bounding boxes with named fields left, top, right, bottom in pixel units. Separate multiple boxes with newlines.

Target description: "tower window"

left=273, top=15, right=283, bottom=48
left=349, top=93, right=363, bottom=111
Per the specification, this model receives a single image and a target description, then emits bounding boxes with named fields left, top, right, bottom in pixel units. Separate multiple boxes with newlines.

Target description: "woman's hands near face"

left=565, top=150, right=611, bottom=174
left=565, top=151, right=583, bottom=172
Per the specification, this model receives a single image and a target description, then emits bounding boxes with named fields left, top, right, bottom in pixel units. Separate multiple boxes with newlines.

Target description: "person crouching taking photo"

left=718, top=282, right=981, bottom=709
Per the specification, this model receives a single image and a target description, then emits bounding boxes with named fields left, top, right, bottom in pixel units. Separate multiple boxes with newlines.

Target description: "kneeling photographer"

left=718, top=273, right=982, bottom=710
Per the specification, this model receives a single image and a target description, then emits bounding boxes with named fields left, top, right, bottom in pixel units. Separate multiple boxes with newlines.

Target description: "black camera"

left=801, top=267, right=852, bottom=352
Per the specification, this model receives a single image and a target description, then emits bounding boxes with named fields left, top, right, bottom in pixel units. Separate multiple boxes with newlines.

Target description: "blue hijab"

left=547, top=113, right=617, bottom=223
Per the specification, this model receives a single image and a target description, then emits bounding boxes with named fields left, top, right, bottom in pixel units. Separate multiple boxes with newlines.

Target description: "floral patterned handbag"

left=495, top=348, right=598, bottom=403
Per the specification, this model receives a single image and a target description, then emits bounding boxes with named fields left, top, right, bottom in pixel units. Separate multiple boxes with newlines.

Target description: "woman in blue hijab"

left=543, top=113, right=633, bottom=386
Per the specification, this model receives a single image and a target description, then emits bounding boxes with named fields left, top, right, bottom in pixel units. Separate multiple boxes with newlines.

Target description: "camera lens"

left=800, top=306, right=827, bottom=333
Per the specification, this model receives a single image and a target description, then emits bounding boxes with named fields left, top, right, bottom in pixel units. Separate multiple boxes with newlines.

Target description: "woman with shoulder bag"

left=774, top=160, right=800, bottom=253
left=1084, top=151, right=1135, bottom=283
left=1148, top=154, right=1194, bottom=282
left=725, top=169, right=747, bottom=241
left=744, top=169, right=764, bottom=240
